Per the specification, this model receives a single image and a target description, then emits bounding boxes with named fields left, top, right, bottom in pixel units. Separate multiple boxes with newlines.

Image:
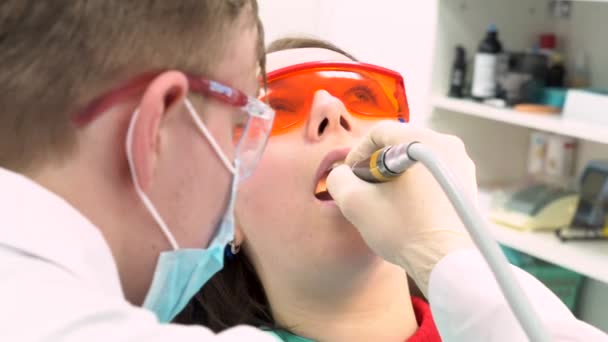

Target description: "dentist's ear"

left=129, top=71, right=189, bottom=191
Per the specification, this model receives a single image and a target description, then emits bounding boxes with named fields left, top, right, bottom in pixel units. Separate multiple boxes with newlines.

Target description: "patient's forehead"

left=266, top=48, right=352, bottom=72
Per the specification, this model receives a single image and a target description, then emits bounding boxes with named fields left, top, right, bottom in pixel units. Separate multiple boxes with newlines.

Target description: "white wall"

left=554, top=1, right=608, bottom=88
left=258, top=0, right=439, bottom=124
left=258, top=0, right=323, bottom=44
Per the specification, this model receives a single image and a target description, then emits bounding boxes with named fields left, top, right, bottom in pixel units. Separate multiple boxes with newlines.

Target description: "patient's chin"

left=323, top=224, right=377, bottom=261
left=308, top=246, right=387, bottom=289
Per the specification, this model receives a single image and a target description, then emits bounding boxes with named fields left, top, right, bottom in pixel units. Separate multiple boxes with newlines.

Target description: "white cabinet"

left=429, top=0, right=608, bottom=331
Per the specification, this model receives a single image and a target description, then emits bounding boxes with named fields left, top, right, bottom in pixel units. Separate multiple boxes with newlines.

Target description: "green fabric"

left=265, top=330, right=315, bottom=342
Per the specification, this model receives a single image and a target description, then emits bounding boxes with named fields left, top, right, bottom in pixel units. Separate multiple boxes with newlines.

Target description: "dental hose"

left=352, top=143, right=552, bottom=342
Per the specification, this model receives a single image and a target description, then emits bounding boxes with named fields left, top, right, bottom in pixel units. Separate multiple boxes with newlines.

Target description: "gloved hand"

left=327, top=121, right=477, bottom=295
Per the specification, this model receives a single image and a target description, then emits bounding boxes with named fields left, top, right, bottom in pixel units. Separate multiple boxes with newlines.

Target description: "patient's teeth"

left=315, top=177, right=328, bottom=194
left=315, top=160, right=344, bottom=198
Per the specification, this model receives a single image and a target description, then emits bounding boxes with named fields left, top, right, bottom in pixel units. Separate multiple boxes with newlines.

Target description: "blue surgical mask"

left=125, top=99, right=239, bottom=323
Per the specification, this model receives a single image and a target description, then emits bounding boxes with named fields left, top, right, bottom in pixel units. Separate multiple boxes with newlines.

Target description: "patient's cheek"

left=237, top=137, right=310, bottom=227
left=239, top=151, right=290, bottom=202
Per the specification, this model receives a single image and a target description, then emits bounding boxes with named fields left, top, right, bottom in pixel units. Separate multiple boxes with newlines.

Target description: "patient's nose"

left=306, top=90, right=353, bottom=142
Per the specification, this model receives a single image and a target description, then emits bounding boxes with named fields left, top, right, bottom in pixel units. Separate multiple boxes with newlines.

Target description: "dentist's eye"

left=232, top=113, right=249, bottom=143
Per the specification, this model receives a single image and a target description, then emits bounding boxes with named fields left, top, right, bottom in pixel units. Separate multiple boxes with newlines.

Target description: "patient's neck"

left=266, top=258, right=417, bottom=342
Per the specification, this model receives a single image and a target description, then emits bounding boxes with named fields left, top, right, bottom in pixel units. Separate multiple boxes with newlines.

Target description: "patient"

left=176, top=38, right=441, bottom=342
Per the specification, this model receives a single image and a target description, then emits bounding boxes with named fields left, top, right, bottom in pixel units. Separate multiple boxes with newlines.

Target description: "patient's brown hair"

left=267, top=37, right=358, bottom=61
left=0, top=0, right=264, bottom=172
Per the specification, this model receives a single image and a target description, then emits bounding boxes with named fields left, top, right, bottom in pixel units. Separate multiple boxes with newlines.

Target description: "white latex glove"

left=327, top=121, right=477, bottom=295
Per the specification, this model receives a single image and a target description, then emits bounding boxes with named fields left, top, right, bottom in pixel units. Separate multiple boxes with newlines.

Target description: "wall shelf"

left=477, top=189, right=608, bottom=284
left=432, top=96, right=608, bottom=145
left=491, top=223, right=608, bottom=283
left=429, top=0, right=608, bottom=330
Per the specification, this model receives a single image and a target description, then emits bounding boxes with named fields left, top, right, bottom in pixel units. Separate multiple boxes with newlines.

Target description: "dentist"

left=0, top=1, right=277, bottom=340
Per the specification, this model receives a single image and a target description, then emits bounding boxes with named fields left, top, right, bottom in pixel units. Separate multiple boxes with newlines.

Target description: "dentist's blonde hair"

left=0, top=0, right=265, bottom=173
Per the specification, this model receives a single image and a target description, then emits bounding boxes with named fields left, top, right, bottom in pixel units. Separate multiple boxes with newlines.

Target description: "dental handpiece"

left=350, top=142, right=552, bottom=342
left=351, top=143, right=418, bottom=183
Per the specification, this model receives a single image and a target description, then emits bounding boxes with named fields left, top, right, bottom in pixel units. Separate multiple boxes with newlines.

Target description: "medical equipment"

left=556, top=160, right=608, bottom=242
left=352, top=142, right=552, bottom=342
left=490, top=184, right=578, bottom=231
left=571, top=160, right=608, bottom=228
left=556, top=227, right=608, bottom=241
left=262, top=61, right=409, bottom=135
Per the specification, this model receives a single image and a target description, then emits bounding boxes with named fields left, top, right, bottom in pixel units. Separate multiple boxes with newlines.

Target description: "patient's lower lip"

left=314, top=191, right=338, bottom=209
left=318, top=198, right=336, bottom=207
left=320, top=199, right=337, bottom=208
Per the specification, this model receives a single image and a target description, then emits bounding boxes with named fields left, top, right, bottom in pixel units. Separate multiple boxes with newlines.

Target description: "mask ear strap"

left=126, top=109, right=180, bottom=251
left=184, top=99, right=236, bottom=175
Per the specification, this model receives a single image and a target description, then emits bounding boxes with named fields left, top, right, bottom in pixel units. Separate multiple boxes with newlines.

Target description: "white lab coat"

left=428, top=249, right=608, bottom=341
left=1, top=167, right=606, bottom=341
left=0, top=168, right=275, bottom=342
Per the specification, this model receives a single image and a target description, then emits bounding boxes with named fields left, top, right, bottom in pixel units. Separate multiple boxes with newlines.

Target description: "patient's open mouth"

left=313, top=148, right=350, bottom=203
left=314, top=161, right=343, bottom=201
left=315, top=173, right=332, bottom=201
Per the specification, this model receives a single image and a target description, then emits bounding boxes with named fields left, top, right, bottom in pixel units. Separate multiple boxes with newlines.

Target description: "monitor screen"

left=581, top=170, right=607, bottom=201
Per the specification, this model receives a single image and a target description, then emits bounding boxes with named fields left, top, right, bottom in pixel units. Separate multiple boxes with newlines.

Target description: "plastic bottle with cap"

left=471, top=24, right=503, bottom=100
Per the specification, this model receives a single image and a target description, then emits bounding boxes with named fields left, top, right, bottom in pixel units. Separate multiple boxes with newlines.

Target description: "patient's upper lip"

left=313, top=147, right=351, bottom=194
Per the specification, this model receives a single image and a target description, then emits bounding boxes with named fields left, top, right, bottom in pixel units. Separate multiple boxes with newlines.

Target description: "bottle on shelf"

left=528, top=131, right=550, bottom=177
left=471, top=24, right=503, bottom=101
left=538, top=33, right=557, bottom=60
left=546, top=53, right=566, bottom=88
left=448, top=45, right=467, bottom=98
left=545, top=134, right=578, bottom=188
left=571, top=51, right=590, bottom=88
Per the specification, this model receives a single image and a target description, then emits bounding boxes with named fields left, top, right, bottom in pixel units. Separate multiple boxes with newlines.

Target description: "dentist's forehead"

left=266, top=48, right=353, bottom=72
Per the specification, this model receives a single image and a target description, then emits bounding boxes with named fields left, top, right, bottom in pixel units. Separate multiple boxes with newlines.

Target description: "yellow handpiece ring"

left=369, top=149, right=393, bottom=182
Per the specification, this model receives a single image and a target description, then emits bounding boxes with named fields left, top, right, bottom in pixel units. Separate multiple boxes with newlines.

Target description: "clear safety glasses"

left=72, top=71, right=275, bottom=179
left=261, top=61, right=410, bottom=135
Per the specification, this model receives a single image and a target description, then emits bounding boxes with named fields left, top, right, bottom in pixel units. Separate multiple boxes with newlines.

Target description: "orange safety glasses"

left=261, top=61, right=409, bottom=135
